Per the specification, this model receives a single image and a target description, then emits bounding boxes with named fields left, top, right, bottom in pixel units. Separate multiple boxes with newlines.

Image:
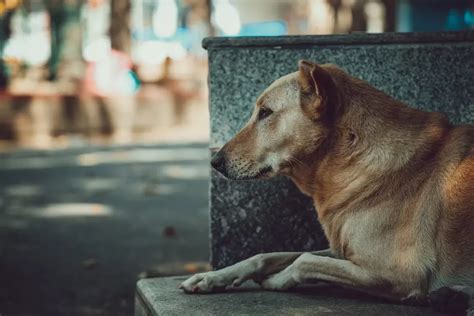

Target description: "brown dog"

left=180, top=60, right=474, bottom=311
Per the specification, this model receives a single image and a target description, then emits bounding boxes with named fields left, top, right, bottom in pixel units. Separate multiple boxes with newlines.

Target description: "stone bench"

left=136, top=31, right=474, bottom=315
left=135, top=277, right=440, bottom=316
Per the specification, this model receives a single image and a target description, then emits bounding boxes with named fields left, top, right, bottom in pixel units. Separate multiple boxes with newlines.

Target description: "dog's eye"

left=258, top=107, right=273, bottom=121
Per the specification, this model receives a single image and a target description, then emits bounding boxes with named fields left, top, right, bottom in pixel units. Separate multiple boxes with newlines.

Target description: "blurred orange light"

left=5, top=0, right=20, bottom=10
left=88, top=0, right=104, bottom=9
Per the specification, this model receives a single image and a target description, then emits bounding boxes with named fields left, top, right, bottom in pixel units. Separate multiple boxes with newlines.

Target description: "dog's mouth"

left=237, top=165, right=273, bottom=180
left=218, top=165, right=273, bottom=181
left=254, top=166, right=273, bottom=178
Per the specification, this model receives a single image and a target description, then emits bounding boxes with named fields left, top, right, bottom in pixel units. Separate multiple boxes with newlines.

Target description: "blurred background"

left=0, top=0, right=473, bottom=315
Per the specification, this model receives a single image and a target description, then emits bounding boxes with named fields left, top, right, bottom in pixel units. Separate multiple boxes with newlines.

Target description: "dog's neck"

left=288, top=70, right=451, bottom=221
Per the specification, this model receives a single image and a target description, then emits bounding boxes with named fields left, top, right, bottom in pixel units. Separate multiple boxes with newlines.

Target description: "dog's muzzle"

left=211, top=150, right=228, bottom=176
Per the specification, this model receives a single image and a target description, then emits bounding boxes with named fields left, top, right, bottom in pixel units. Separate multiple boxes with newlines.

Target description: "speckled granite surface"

left=206, top=31, right=474, bottom=269
left=136, top=277, right=442, bottom=316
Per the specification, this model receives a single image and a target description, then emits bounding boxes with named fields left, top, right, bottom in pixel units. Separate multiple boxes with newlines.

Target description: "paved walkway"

left=0, top=143, right=210, bottom=316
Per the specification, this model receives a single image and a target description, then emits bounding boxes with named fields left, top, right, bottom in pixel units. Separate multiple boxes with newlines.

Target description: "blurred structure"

left=0, top=0, right=211, bottom=149
left=0, top=0, right=473, bottom=150
left=397, top=0, right=474, bottom=32
left=0, top=0, right=18, bottom=88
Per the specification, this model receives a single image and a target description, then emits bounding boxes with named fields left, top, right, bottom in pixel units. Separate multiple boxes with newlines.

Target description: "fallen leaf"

left=82, top=258, right=97, bottom=269
left=162, top=226, right=176, bottom=238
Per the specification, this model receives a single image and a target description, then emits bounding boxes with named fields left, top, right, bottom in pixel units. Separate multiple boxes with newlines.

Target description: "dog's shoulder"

left=439, top=124, right=474, bottom=167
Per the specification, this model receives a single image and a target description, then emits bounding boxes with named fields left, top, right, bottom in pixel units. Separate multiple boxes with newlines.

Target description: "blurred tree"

left=383, top=0, right=396, bottom=32
left=110, top=0, right=131, bottom=54
left=349, top=0, right=395, bottom=33
left=328, top=0, right=342, bottom=33
left=42, top=0, right=82, bottom=81
left=0, top=0, right=18, bottom=88
left=205, top=0, right=214, bottom=36
left=351, top=0, right=367, bottom=32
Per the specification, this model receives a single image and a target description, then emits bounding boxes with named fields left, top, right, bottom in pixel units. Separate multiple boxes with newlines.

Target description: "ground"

left=0, top=143, right=210, bottom=316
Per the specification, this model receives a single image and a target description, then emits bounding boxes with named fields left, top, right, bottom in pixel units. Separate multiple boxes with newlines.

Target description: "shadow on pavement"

left=0, top=143, right=210, bottom=316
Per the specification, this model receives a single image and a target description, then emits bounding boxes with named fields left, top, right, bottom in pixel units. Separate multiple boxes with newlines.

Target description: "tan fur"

left=181, top=60, right=474, bottom=305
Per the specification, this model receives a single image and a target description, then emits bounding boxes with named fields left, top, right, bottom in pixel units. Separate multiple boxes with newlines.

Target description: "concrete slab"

left=135, top=276, right=443, bottom=316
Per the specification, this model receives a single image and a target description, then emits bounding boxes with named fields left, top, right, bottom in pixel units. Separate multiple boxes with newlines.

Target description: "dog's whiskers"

left=288, top=156, right=309, bottom=169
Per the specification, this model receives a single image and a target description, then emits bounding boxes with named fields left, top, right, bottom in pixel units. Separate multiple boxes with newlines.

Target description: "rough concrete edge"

left=135, top=279, right=156, bottom=316
left=202, top=31, right=474, bottom=49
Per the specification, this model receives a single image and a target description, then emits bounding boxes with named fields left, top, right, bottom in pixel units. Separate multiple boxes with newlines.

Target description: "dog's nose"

left=211, top=150, right=227, bottom=175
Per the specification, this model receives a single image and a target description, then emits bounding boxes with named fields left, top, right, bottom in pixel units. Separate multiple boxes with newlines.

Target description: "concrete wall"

left=205, top=31, right=474, bottom=269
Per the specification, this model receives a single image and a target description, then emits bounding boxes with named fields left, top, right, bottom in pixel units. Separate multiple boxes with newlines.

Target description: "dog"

left=180, top=60, right=474, bottom=312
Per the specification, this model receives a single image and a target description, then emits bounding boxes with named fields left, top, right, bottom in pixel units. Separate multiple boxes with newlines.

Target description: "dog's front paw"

left=180, top=272, right=231, bottom=294
left=261, top=268, right=298, bottom=291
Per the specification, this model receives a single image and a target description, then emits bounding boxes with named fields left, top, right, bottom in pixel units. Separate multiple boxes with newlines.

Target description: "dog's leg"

left=180, top=249, right=334, bottom=294
left=180, top=252, right=300, bottom=293
left=261, top=252, right=382, bottom=294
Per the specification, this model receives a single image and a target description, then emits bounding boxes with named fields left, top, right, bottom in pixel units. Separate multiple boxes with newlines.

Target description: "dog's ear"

left=298, top=60, right=335, bottom=119
left=298, top=60, right=322, bottom=96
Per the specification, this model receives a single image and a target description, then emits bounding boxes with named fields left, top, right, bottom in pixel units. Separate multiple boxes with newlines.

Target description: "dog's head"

left=211, top=60, right=339, bottom=180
